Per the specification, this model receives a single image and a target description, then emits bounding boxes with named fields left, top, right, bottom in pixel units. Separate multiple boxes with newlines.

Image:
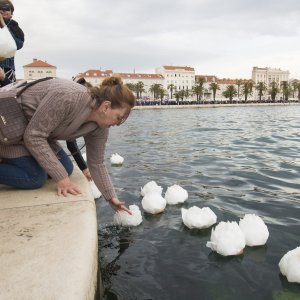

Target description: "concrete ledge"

left=0, top=167, right=98, bottom=300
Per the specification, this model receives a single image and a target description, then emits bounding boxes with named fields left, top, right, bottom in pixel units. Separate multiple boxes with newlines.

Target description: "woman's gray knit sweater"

left=0, top=78, right=116, bottom=200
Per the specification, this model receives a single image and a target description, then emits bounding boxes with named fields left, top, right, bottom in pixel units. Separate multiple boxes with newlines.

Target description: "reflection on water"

left=94, top=105, right=300, bottom=300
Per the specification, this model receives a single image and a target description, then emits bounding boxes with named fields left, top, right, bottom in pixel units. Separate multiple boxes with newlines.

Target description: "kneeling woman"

left=0, top=77, right=135, bottom=213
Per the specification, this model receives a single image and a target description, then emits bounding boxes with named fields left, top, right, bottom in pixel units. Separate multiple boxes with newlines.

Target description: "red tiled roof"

left=240, top=79, right=253, bottom=83
left=114, top=73, right=164, bottom=79
left=81, top=70, right=113, bottom=77
left=162, top=66, right=194, bottom=71
left=23, top=59, right=56, bottom=68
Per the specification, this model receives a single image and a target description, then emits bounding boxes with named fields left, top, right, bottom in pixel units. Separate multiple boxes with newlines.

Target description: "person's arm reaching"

left=84, top=128, right=131, bottom=214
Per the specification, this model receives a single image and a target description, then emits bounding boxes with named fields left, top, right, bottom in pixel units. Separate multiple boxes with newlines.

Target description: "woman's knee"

left=30, top=173, right=48, bottom=189
left=0, top=156, right=48, bottom=189
left=21, top=172, right=48, bottom=189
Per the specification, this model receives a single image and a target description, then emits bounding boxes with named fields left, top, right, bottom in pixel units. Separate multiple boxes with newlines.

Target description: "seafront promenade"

left=133, top=102, right=300, bottom=110
left=0, top=167, right=99, bottom=300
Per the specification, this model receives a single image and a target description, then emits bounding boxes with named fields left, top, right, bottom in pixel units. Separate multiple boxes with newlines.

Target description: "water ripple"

left=92, top=105, right=300, bottom=300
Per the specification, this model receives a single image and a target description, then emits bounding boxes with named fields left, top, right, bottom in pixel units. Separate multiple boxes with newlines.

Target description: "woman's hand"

left=57, top=177, right=81, bottom=197
left=82, top=168, right=92, bottom=181
left=109, top=197, right=132, bottom=215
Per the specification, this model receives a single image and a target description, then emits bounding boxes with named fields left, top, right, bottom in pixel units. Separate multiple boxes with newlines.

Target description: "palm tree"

left=125, top=83, right=136, bottom=94
left=174, top=90, right=185, bottom=105
left=222, top=85, right=237, bottom=103
left=193, top=77, right=205, bottom=103
left=249, top=81, right=253, bottom=94
left=174, top=91, right=180, bottom=104
left=241, top=81, right=253, bottom=102
left=167, top=84, right=176, bottom=99
left=296, top=81, right=300, bottom=101
left=269, top=81, right=279, bottom=102
left=157, top=86, right=167, bottom=105
left=184, top=88, right=190, bottom=99
left=136, top=81, right=145, bottom=99
left=255, top=82, right=267, bottom=101
left=209, top=82, right=220, bottom=102
left=236, top=79, right=243, bottom=100
left=291, top=80, right=299, bottom=98
left=189, top=88, right=194, bottom=102
left=280, top=81, right=291, bottom=101
left=149, top=83, right=163, bottom=99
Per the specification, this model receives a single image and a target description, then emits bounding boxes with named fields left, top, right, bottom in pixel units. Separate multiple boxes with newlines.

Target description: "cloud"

left=13, top=0, right=300, bottom=79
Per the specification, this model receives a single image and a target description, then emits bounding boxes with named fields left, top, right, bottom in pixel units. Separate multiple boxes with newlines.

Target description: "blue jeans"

left=0, top=149, right=73, bottom=189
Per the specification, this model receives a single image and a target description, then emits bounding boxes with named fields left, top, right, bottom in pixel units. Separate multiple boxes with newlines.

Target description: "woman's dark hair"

left=89, top=76, right=136, bottom=109
left=0, top=0, right=14, bottom=13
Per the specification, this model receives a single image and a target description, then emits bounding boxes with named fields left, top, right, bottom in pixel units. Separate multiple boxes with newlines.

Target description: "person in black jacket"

left=0, top=0, right=24, bottom=87
left=66, top=139, right=92, bottom=181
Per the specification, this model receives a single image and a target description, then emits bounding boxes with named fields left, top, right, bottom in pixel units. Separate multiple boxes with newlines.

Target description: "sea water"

left=93, top=105, right=300, bottom=300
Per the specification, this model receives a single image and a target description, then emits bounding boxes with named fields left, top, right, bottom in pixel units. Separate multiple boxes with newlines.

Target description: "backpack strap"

left=16, top=77, right=53, bottom=97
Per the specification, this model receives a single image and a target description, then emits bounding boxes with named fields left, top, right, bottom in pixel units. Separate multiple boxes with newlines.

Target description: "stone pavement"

left=0, top=167, right=98, bottom=300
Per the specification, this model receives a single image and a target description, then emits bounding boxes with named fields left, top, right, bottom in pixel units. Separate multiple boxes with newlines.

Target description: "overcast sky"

left=12, top=0, right=300, bottom=80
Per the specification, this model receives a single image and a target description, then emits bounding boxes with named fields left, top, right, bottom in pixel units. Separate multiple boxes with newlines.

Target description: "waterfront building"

left=252, top=67, right=290, bottom=100
left=114, top=73, right=164, bottom=98
left=155, top=65, right=195, bottom=96
left=215, top=78, right=239, bottom=101
left=71, top=65, right=294, bottom=101
left=252, top=67, right=289, bottom=87
left=74, top=69, right=113, bottom=86
left=23, top=58, right=56, bottom=80
left=74, top=70, right=164, bottom=98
